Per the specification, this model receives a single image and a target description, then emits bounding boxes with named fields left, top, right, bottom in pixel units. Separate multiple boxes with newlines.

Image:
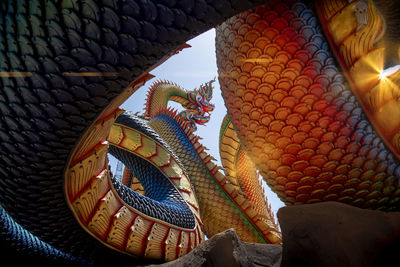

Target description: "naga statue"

left=0, top=0, right=399, bottom=266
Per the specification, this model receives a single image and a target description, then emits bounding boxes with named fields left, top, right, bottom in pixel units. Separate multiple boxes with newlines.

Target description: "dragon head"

left=181, top=78, right=216, bottom=130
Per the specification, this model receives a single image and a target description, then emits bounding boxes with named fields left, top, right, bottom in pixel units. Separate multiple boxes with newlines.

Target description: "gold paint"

left=126, top=216, right=153, bottom=256
left=66, top=144, right=108, bottom=200
left=177, top=231, right=189, bottom=258
left=151, top=146, right=171, bottom=167
left=72, top=170, right=110, bottom=224
left=87, top=191, right=122, bottom=239
left=135, top=135, right=157, bottom=158
left=120, top=127, right=142, bottom=151
left=144, top=223, right=169, bottom=259
left=108, top=124, right=125, bottom=145
left=106, top=206, right=135, bottom=249
left=164, top=228, right=179, bottom=261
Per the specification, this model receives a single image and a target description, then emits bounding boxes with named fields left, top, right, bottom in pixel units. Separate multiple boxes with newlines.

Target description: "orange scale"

left=317, top=172, right=334, bottom=183
left=232, top=36, right=244, bottom=48
left=297, top=185, right=313, bottom=195
left=310, top=127, right=325, bottom=139
left=264, top=43, right=281, bottom=57
left=358, top=180, right=373, bottom=190
left=341, top=187, right=357, bottom=197
left=360, top=170, right=376, bottom=182
left=243, top=90, right=256, bottom=102
left=275, top=78, right=293, bottom=91
left=227, top=32, right=238, bottom=43
left=322, top=160, right=338, bottom=173
left=275, top=136, right=291, bottom=149
left=313, top=99, right=329, bottom=112
left=292, top=131, right=308, bottom=144
left=267, top=160, right=280, bottom=170
left=255, top=126, right=267, bottom=137
left=339, top=126, right=353, bottom=137
left=310, top=189, right=325, bottom=199
left=257, top=83, right=273, bottom=96
left=292, top=160, right=309, bottom=172
left=270, top=148, right=284, bottom=160
left=273, top=34, right=290, bottom=48
left=348, top=168, right=362, bottom=180
left=235, top=86, right=246, bottom=97
left=285, top=182, right=299, bottom=191
left=287, top=58, right=305, bottom=72
left=281, top=153, right=297, bottom=165
left=294, top=50, right=310, bottom=62
left=301, top=95, right=319, bottom=108
left=238, top=40, right=253, bottom=54
left=253, top=20, right=269, bottom=33
left=262, top=27, right=279, bottom=40
left=281, top=125, right=297, bottom=137
left=271, top=17, right=289, bottom=31
left=293, top=103, right=310, bottom=116
left=263, top=10, right=279, bottom=23
left=260, top=114, right=273, bottom=126
left=321, top=131, right=336, bottom=143
left=328, top=148, right=345, bottom=161
left=263, top=101, right=280, bottom=114
left=328, top=121, right=341, bottom=133
left=309, top=83, right=325, bottom=97
left=269, top=120, right=285, bottom=133
left=241, top=61, right=255, bottom=73
left=247, top=47, right=262, bottom=59
left=314, top=181, right=330, bottom=191
left=227, top=49, right=238, bottom=61
left=292, top=35, right=307, bottom=47
left=286, top=113, right=303, bottom=127
left=296, top=194, right=311, bottom=203
left=289, top=85, right=307, bottom=99
left=276, top=176, right=288, bottom=186
left=303, top=66, right=319, bottom=80
left=250, top=65, right=266, bottom=78
left=268, top=62, right=285, bottom=74
left=285, top=143, right=302, bottom=155
left=324, top=194, right=339, bottom=201
left=265, top=132, right=281, bottom=143
left=250, top=108, right=262, bottom=121
left=300, top=176, right=315, bottom=186
left=304, top=166, right=321, bottom=177
left=238, top=24, right=252, bottom=36
left=240, top=102, right=252, bottom=114
left=262, top=72, right=280, bottom=85
left=245, top=13, right=261, bottom=25
left=318, top=116, right=333, bottom=129
left=287, top=171, right=303, bottom=182
left=314, top=75, right=330, bottom=88
left=310, top=154, right=328, bottom=168
left=253, top=94, right=267, bottom=108
left=274, top=107, right=291, bottom=120
left=232, top=18, right=245, bottom=31
left=282, top=10, right=297, bottom=21
left=275, top=51, right=292, bottom=65
left=283, top=41, right=300, bottom=55
left=294, top=75, right=313, bottom=89
left=306, top=58, right=323, bottom=70
left=332, top=174, right=347, bottom=184
left=305, top=110, right=321, bottom=123
left=298, top=121, right=314, bottom=133
left=248, top=121, right=260, bottom=132
left=335, top=163, right=351, bottom=176
left=234, top=54, right=246, bottom=66
left=281, top=68, right=299, bottom=81
left=321, top=92, right=335, bottom=103
left=297, top=148, right=315, bottom=161
left=238, top=73, right=250, bottom=86
left=277, top=165, right=291, bottom=177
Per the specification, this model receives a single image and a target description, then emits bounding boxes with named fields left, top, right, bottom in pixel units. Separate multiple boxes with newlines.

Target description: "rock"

left=145, top=229, right=282, bottom=267
left=278, top=201, right=400, bottom=267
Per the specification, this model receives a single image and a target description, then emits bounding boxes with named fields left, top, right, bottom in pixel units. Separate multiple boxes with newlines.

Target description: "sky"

left=110, top=29, right=285, bottom=219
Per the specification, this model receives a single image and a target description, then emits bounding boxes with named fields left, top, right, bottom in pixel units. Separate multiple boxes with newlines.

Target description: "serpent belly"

left=216, top=1, right=400, bottom=209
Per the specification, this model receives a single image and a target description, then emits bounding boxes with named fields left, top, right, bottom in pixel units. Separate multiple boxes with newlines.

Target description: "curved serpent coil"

left=1, top=0, right=400, bottom=265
